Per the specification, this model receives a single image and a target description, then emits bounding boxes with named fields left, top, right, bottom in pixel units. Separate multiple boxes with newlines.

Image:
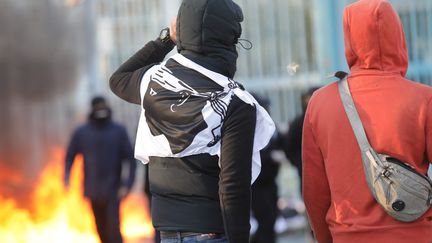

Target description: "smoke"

left=0, top=0, right=85, bottom=100
left=0, top=0, right=89, bottom=202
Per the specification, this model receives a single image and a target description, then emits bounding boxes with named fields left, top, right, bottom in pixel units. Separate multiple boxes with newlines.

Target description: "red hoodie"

left=302, top=0, right=432, bottom=242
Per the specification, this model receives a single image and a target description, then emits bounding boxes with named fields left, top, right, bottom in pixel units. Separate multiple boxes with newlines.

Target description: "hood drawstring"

left=237, top=38, right=253, bottom=50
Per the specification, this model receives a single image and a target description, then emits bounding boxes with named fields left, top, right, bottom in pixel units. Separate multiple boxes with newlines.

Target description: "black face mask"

left=89, top=108, right=112, bottom=123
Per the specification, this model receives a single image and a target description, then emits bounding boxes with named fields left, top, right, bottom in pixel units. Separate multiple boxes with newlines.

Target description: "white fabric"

left=134, top=53, right=275, bottom=183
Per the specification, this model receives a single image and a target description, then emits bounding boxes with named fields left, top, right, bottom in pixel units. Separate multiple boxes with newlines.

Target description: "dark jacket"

left=65, top=119, right=136, bottom=201
left=253, top=131, right=282, bottom=188
left=283, top=114, right=304, bottom=176
left=110, top=1, right=254, bottom=242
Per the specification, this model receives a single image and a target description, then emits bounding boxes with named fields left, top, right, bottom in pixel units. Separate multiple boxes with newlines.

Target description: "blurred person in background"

left=64, top=96, right=137, bottom=243
left=283, top=87, right=319, bottom=194
left=109, top=0, right=275, bottom=242
left=303, top=0, right=432, bottom=242
left=250, top=94, right=283, bottom=243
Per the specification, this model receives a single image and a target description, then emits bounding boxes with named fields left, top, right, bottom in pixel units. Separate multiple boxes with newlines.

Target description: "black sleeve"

left=219, top=95, right=256, bottom=243
left=109, top=39, right=175, bottom=104
left=283, top=116, right=302, bottom=163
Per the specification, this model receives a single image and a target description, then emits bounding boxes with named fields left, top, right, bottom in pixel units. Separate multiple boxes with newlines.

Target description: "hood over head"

left=343, top=0, right=408, bottom=76
left=88, top=96, right=112, bottom=124
left=176, top=0, right=243, bottom=78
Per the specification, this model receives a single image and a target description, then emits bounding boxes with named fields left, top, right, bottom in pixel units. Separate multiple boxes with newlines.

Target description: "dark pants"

left=90, top=198, right=123, bottom=243
left=251, top=185, right=278, bottom=243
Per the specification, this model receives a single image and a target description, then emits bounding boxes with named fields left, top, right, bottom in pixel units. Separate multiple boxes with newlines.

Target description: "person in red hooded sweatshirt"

left=302, top=0, right=432, bottom=242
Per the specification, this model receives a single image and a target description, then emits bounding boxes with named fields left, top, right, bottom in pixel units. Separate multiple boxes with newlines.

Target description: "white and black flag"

left=135, top=53, right=275, bottom=183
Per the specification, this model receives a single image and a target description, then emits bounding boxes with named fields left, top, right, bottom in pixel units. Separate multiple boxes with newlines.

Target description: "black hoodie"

left=110, top=1, right=254, bottom=242
left=176, top=0, right=243, bottom=78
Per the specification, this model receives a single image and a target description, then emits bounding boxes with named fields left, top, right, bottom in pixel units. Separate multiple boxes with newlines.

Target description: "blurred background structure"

left=1, top=0, right=431, bottom=242
left=95, top=0, right=432, bottom=125
left=0, top=0, right=87, bottom=203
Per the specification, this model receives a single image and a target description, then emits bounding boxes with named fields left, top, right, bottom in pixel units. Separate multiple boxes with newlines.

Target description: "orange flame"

left=0, top=148, right=154, bottom=243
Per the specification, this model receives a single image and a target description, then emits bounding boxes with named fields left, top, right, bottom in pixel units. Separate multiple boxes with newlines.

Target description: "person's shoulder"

left=394, top=78, right=432, bottom=106
left=70, top=123, right=91, bottom=139
left=75, top=123, right=90, bottom=132
left=404, top=78, right=432, bottom=96
left=109, top=121, right=129, bottom=133
left=230, top=93, right=257, bottom=111
left=110, top=121, right=126, bottom=129
left=312, top=82, right=336, bottom=98
left=306, top=82, right=336, bottom=107
left=222, top=93, right=257, bottom=123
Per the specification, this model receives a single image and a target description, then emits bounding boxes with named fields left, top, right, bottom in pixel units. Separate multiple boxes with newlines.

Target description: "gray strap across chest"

left=338, top=78, right=383, bottom=167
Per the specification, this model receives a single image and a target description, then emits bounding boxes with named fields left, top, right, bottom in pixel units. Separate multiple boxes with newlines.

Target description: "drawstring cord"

left=237, top=38, right=253, bottom=50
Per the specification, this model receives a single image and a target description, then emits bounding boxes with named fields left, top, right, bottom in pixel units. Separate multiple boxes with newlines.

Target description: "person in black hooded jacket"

left=64, top=96, right=136, bottom=243
left=283, top=87, right=319, bottom=194
left=109, top=1, right=276, bottom=242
